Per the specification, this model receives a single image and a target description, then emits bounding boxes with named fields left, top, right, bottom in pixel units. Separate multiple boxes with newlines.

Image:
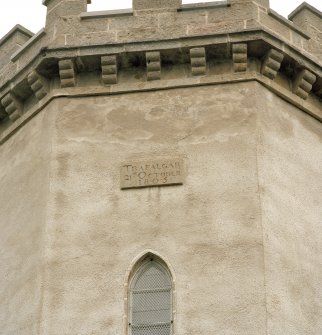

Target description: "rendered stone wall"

left=0, top=109, right=53, bottom=334
left=40, top=82, right=266, bottom=334
left=258, top=88, right=322, bottom=334
left=0, top=79, right=321, bottom=334
left=7, top=82, right=314, bottom=335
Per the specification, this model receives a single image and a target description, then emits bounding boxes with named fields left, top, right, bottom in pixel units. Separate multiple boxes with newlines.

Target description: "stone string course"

left=0, top=0, right=321, bottom=139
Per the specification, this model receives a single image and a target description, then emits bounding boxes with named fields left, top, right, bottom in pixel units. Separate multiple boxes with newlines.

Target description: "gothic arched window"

left=129, top=255, right=173, bottom=335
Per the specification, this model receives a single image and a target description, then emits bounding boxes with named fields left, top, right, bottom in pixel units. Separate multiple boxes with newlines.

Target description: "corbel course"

left=232, top=43, right=247, bottom=72
left=58, top=59, right=76, bottom=88
left=27, top=70, right=49, bottom=101
left=146, top=51, right=161, bottom=81
left=293, top=69, right=317, bottom=100
left=101, top=55, right=118, bottom=85
left=0, top=92, right=23, bottom=122
left=261, top=49, right=284, bottom=80
left=190, top=47, right=206, bottom=76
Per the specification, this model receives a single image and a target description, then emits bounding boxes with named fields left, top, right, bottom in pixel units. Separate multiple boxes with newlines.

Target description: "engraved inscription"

left=121, top=159, right=184, bottom=189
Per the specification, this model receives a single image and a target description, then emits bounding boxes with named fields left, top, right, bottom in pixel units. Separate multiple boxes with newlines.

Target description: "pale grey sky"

left=0, top=0, right=321, bottom=39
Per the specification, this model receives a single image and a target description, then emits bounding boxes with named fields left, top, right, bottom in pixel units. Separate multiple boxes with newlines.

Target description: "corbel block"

left=0, top=103, right=7, bottom=121
left=59, top=59, right=76, bottom=88
left=232, top=43, right=247, bottom=72
left=190, top=47, right=206, bottom=76
left=261, top=49, right=284, bottom=80
left=101, top=55, right=118, bottom=85
left=293, top=69, right=316, bottom=100
left=27, top=70, right=49, bottom=101
left=1, top=92, right=23, bottom=122
left=146, top=51, right=161, bottom=81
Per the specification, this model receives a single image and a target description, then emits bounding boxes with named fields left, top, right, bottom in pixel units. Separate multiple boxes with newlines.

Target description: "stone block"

left=101, top=55, right=118, bottom=85
left=293, top=69, right=316, bottom=100
left=0, top=25, right=33, bottom=69
left=59, top=59, right=76, bottom=88
left=44, top=0, right=91, bottom=28
left=259, top=11, right=292, bottom=42
left=133, top=0, right=182, bottom=11
left=261, top=49, right=284, bottom=80
left=27, top=70, right=49, bottom=101
left=190, top=47, right=206, bottom=76
left=0, top=102, right=7, bottom=120
left=232, top=43, right=247, bottom=72
left=146, top=51, right=161, bottom=81
left=188, top=20, right=244, bottom=36
left=207, top=2, right=258, bottom=23
left=0, top=92, right=23, bottom=122
left=230, top=0, right=269, bottom=8
left=289, top=3, right=322, bottom=37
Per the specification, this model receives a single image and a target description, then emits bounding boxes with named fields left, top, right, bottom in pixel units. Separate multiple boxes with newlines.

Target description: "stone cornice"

left=0, top=28, right=321, bottom=93
left=0, top=1, right=321, bottom=143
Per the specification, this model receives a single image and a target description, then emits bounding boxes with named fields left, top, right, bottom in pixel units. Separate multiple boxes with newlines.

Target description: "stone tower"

left=0, top=0, right=321, bottom=334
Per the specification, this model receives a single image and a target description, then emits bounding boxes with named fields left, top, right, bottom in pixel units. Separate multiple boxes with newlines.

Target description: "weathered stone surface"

left=0, top=103, right=7, bottom=120
left=261, top=49, right=284, bottom=80
left=101, top=55, right=118, bottom=85
left=44, top=0, right=90, bottom=27
left=230, top=0, right=269, bottom=8
left=146, top=51, right=161, bottom=81
left=0, top=25, right=33, bottom=69
left=232, top=43, right=247, bottom=72
left=190, top=47, right=206, bottom=76
left=289, top=4, right=322, bottom=58
left=38, top=84, right=267, bottom=334
left=0, top=109, right=52, bottom=334
left=257, top=86, right=322, bottom=335
left=58, top=59, right=76, bottom=88
left=0, top=93, right=23, bottom=121
left=27, top=70, right=49, bottom=101
left=0, top=1, right=322, bottom=334
left=293, top=69, right=316, bottom=100
left=133, top=0, right=182, bottom=11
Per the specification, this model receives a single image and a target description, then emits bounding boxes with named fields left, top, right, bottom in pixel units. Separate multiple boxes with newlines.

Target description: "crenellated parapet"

left=0, top=0, right=321, bottom=143
left=0, top=25, right=33, bottom=69
left=289, top=2, right=322, bottom=58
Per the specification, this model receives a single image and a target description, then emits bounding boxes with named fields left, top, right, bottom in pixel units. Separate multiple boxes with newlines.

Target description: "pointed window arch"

left=128, top=254, right=173, bottom=335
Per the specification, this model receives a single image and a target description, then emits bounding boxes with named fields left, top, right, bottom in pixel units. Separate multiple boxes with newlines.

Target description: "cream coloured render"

left=0, top=0, right=321, bottom=334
